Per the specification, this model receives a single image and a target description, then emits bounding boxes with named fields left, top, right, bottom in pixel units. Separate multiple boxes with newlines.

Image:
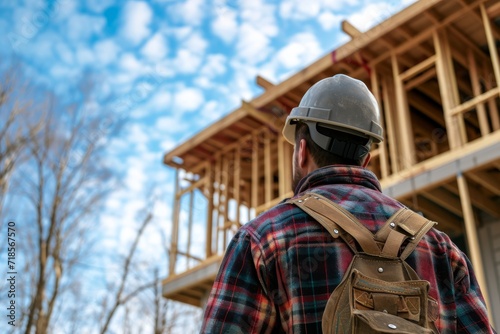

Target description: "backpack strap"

left=289, top=192, right=437, bottom=259
left=288, top=192, right=381, bottom=255
left=375, top=208, right=437, bottom=259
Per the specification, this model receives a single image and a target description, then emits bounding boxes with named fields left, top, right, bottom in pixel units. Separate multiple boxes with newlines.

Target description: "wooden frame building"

left=162, top=0, right=500, bottom=328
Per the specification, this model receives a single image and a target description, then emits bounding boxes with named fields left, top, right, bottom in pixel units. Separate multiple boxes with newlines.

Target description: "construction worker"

left=200, top=74, right=495, bottom=333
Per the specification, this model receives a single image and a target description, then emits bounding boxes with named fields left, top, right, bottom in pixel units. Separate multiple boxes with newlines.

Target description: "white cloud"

left=76, top=46, right=94, bottom=66
left=275, top=32, right=322, bottom=70
left=347, top=2, right=395, bottom=32
left=169, top=0, right=205, bottom=26
left=240, top=0, right=278, bottom=37
left=200, top=54, right=227, bottom=77
left=119, top=53, right=144, bottom=73
left=66, top=14, right=106, bottom=42
left=318, top=11, right=343, bottom=30
left=55, top=42, right=74, bottom=64
left=211, top=7, right=238, bottom=43
left=141, top=32, right=168, bottom=60
left=172, top=49, right=203, bottom=74
left=156, top=115, right=189, bottom=135
left=173, top=87, right=204, bottom=113
left=170, top=32, right=208, bottom=74
left=121, top=1, right=153, bottom=45
left=199, top=100, right=223, bottom=123
left=86, top=0, right=115, bottom=13
left=149, top=89, right=171, bottom=110
left=183, top=32, right=208, bottom=54
left=94, top=39, right=120, bottom=65
left=236, top=23, right=272, bottom=65
left=279, top=0, right=320, bottom=20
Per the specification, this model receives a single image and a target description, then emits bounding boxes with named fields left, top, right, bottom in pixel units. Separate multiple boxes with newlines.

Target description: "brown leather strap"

left=289, top=193, right=381, bottom=255
left=381, top=229, right=407, bottom=257
left=376, top=208, right=437, bottom=259
left=399, top=213, right=436, bottom=260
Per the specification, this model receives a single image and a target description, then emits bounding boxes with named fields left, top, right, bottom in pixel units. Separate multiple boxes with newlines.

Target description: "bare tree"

left=7, top=91, right=121, bottom=333
left=99, top=210, right=156, bottom=334
left=0, top=67, right=42, bottom=219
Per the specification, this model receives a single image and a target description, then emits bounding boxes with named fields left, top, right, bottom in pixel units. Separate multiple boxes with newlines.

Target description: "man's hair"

left=294, top=122, right=366, bottom=167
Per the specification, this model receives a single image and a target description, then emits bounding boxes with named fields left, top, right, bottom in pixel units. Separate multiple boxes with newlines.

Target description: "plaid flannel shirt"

left=201, top=166, right=495, bottom=333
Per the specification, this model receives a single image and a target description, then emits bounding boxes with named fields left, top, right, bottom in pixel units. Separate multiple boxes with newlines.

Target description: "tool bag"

left=289, top=192, right=440, bottom=334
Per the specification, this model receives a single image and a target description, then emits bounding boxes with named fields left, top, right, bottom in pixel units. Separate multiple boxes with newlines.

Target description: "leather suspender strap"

left=289, top=193, right=381, bottom=255
left=399, top=213, right=437, bottom=260
left=375, top=208, right=437, bottom=259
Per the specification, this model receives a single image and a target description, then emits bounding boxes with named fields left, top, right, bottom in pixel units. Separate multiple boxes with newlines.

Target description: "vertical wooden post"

left=434, top=30, right=464, bottom=148
left=481, top=3, right=500, bottom=93
left=264, top=130, right=272, bottom=204
left=252, top=134, right=259, bottom=210
left=283, top=141, right=293, bottom=194
left=278, top=135, right=286, bottom=197
left=206, top=164, right=214, bottom=258
left=169, top=168, right=181, bottom=275
left=467, top=50, right=490, bottom=136
left=382, top=78, right=399, bottom=175
left=186, top=189, right=194, bottom=268
left=234, top=145, right=241, bottom=226
left=392, top=53, right=415, bottom=169
left=457, top=173, right=493, bottom=321
left=214, top=155, right=222, bottom=254
left=371, top=68, right=389, bottom=179
left=222, top=152, right=230, bottom=249
left=483, top=65, right=500, bottom=131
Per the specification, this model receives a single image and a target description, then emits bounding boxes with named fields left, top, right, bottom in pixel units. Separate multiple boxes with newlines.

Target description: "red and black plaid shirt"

left=201, top=165, right=495, bottom=333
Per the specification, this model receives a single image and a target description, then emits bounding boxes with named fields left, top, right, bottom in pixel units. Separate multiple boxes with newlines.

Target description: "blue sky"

left=0, top=0, right=415, bottom=329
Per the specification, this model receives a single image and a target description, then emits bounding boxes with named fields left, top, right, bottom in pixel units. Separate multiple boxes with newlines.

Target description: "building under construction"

left=162, top=0, right=500, bottom=328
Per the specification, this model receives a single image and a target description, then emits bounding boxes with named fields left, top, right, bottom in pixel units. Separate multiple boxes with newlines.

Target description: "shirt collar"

left=294, top=165, right=382, bottom=195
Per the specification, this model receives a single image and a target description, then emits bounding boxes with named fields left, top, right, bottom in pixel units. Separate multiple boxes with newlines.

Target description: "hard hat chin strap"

left=307, top=122, right=371, bottom=160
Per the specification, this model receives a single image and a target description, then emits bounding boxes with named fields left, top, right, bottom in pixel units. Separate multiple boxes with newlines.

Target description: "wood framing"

left=162, top=1, right=500, bottom=324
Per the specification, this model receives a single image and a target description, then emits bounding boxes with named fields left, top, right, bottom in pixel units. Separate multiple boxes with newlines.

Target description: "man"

left=200, top=74, right=495, bottom=333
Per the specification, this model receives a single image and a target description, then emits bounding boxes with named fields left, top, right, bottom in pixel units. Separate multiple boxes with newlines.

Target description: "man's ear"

left=297, top=139, right=308, bottom=169
left=362, top=153, right=371, bottom=167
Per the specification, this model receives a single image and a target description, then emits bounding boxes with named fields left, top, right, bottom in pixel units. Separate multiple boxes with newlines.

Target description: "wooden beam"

left=382, top=77, right=399, bottom=174
left=278, top=136, right=286, bottom=197
left=421, top=188, right=463, bottom=217
left=264, top=130, right=272, bottom=204
left=433, top=30, right=463, bottom=149
left=252, top=134, right=259, bottom=209
left=241, top=101, right=280, bottom=131
left=487, top=1, right=500, bottom=17
left=169, top=168, right=181, bottom=275
left=457, top=173, right=492, bottom=318
left=450, top=87, right=500, bottom=116
left=467, top=50, right=490, bottom=136
left=342, top=20, right=362, bottom=38
left=234, top=145, right=241, bottom=226
left=467, top=170, right=500, bottom=195
left=222, top=152, right=230, bottom=248
left=443, top=182, right=500, bottom=219
left=256, top=75, right=274, bottom=90
left=206, top=164, right=214, bottom=257
left=392, top=53, right=416, bottom=169
left=404, top=67, right=437, bottom=91
left=370, top=68, right=389, bottom=179
left=480, top=3, right=500, bottom=98
left=399, top=55, right=436, bottom=81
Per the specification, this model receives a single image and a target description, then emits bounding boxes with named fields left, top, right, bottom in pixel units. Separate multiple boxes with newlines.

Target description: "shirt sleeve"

left=200, top=230, right=277, bottom=334
left=454, top=253, right=496, bottom=334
